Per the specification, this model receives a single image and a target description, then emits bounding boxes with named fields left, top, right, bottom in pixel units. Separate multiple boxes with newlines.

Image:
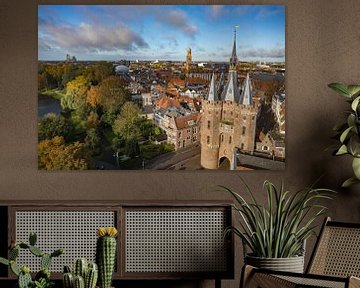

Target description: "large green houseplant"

left=223, top=179, right=334, bottom=272
left=328, top=83, right=360, bottom=187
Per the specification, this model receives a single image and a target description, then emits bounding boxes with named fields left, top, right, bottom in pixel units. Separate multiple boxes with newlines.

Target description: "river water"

left=38, top=94, right=62, bottom=118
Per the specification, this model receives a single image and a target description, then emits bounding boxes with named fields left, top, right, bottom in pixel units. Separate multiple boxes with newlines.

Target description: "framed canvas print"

left=38, top=5, right=285, bottom=171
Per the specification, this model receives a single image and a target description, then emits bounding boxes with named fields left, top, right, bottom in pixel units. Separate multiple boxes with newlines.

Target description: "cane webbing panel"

left=309, top=226, right=360, bottom=277
left=125, top=210, right=227, bottom=273
left=277, top=275, right=345, bottom=288
left=15, top=211, right=115, bottom=272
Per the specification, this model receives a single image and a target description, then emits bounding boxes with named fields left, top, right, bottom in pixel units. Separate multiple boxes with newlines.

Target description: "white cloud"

left=156, top=10, right=198, bottom=38
left=39, top=18, right=148, bottom=53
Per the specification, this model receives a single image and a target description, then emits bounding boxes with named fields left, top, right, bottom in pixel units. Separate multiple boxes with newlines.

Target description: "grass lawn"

left=41, top=89, right=66, bottom=100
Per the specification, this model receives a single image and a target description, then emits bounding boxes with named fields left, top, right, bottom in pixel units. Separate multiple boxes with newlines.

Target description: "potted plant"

left=328, top=83, right=360, bottom=187
left=222, top=179, right=334, bottom=273
left=0, top=232, right=63, bottom=288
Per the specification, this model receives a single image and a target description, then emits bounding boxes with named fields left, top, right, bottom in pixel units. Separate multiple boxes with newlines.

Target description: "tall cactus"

left=96, top=227, right=118, bottom=288
left=73, top=275, right=85, bottom=288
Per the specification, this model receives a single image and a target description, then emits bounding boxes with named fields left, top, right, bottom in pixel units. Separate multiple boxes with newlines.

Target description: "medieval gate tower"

left=200, top=29, right=258, bottom=170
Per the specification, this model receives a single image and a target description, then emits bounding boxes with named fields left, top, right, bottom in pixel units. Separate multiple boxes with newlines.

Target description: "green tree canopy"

left=112, top=102, right=141, bottom=141
left=38, top=113, right=74, bottom=142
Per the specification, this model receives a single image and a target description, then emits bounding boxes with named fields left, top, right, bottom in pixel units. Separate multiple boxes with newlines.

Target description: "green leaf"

left=348, top=135, right=360, bottom=157
left=347, top=85, right=360, bottom=97
left=0, top=257, right=9, bottom=266
left=336, top=144, right=348, bottom=155
left=351, top=96, right=360, bottom=111
left=328, top=83, right=351, bottom=97
left=352, top=157, right=360, bottom=179
left=347, top=114, right=356, bottom=127
left=342, top=177, right=360, bottom=188
left=340, top=126, right=352, bottom=143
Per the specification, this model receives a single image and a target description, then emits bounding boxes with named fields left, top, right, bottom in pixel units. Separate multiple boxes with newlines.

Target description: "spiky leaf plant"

left=223, top=179, right=335, bottom=258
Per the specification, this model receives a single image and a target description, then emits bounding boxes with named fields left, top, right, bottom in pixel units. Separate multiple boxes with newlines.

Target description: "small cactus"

left=96, top=227, right=118, bottom=288
left=74, top=275, right=85, bottom=288
left=74, top=258, right=87, bottom=279
left=63, top=272, right=74, bottom=288
left=85, top=263, right=98, bottom=288
left=63, top=259, right=98, bottom=288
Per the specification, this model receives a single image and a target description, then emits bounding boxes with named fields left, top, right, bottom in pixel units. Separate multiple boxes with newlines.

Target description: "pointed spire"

left=207, top=72, right=217, bottom=101
left=229, top=26, right=238, bottom=70
left=239, top=73, right=253, bottom=105
left=222, top=71, right=241, bottom=102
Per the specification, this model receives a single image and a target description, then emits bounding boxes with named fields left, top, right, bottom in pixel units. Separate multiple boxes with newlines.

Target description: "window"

left=193, top=127, right=197, bottom=133
left=229, top=136, right=232, bottom=144
left=231, top=111, right=233, bottom=116
left=252, top=116, right=255, bottom=120
left=183, top=140, right=186, bottom=147
left=263, top=146, right=269, bottom=151
left=221, top=134, right=224, bottom=142
left=242, top=126, right=246, bottom=135
left=207, top=120, right=211, bottom=129
left=207, top=136, right=210, bottom=144
left=179, top=132, right=182, bottom=138
left=243, top=116, right=246, bottom=120
left=178, top=141, right=180, bottom=147
left=241, top=143, right=244, bottom=149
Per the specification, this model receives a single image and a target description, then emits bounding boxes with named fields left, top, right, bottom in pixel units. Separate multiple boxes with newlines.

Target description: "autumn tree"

left=38, top=113, right=74, bottom=142
left=86, top=86, right=101, bottom=108
left=61, top=75, right=89, bottom=111
left=38, top=136, right=89, bottom=170
left=99, top=76, right=130, bottom=113
left=87, top=111, right=100, bottom=129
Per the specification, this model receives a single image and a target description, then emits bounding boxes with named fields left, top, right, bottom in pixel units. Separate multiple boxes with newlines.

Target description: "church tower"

left=185, top=48, right=192, bottom=75
left=200, top=28, right=258, bottom=170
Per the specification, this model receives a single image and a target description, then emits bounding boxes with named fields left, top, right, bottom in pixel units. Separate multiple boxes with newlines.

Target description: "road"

left=147, top=145, right=202, bottom=170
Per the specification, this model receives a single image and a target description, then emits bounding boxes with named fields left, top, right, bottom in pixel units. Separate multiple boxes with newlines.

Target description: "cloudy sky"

left=38, top=5, right=285, bottom=62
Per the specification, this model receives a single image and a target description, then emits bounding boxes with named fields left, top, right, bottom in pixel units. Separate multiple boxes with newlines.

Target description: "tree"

left=112, top=102, right=141, bottom=141
left=87, top=111, right=99, bottom=129
left=85, top=128, right=101, bottom=156
left=38, top=136, right=88, bottom=170
left=61, top=75, right=89, bottom=111
left=86, top=86, right=101, bottom=108
left=112, top=102, right=142, bottom=157
left=38, top=113, right=74, bottom=142
left=99, top=76, right=129, bottom=113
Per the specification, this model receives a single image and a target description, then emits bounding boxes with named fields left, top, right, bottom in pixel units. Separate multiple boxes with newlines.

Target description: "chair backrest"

left=307, top=217, right=360, bottom=277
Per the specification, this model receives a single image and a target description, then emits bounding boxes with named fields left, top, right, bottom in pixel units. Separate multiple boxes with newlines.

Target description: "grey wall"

left=1, top=0, right=360, bottom=287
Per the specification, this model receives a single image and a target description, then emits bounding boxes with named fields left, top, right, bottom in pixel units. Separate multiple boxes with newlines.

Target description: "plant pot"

left=245, top=254, right=304, bottom=273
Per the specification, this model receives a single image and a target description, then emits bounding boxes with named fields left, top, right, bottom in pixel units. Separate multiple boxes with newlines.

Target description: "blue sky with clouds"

left=38, top=5, right=285, bottom=62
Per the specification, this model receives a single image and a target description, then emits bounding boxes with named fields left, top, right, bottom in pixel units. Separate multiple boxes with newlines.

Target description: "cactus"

left=29, top=245, right=44, bottom=257
left=74, top=275, right=85, bottom=288
left=63, top=272, right=74, bottom=288
left=29, top=232, right=37, bottom=246
left=63, top=260, right=98, bottom=288
left=85, top=263, right=98, bottom=288
left=74, top=258, right=87, bottom=279
left=41, top=253, right=52, bottom=270
left=18, top=270, right=32, bottom=288
left=0, top=233, right=63, bottom=288
left=96, top=227, right=118, bottom=288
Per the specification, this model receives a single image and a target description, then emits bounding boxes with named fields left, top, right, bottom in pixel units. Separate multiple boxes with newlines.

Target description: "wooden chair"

left=241, top=217, right=360, bottom=288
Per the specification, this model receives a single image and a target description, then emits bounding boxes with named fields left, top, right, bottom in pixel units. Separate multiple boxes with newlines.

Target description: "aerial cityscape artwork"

left=38, top=5, right=285, bottom=170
